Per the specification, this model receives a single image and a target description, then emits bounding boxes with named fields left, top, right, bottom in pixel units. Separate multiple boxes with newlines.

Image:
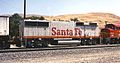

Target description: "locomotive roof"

left=24, top=19, right=74, bottom=23
left=113, top=24, right=120, bottom=27
left=0, top=16, right=9, bottom=17
left=24, top=19, right=98, bottom=25
left=24, top=19, right=49, bottom=22
left=106, top=23, right=120, bottom=28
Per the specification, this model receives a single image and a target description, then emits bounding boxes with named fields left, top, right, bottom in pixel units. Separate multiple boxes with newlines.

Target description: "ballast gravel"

left=0, top=47, right=120, bottom=63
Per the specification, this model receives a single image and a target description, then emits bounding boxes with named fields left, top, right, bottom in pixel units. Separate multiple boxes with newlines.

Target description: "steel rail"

left=0, top=44, right=120, bottom=53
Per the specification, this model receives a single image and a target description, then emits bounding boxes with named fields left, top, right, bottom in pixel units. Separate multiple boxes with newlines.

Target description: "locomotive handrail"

left=22, top=36, right=99, bottom=39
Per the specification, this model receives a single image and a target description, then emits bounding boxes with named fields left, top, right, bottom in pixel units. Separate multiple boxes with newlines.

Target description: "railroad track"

left=0, top=44, right=120, bottom=53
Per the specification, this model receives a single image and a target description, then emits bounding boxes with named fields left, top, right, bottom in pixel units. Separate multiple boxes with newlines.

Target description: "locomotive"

left=19, top=19, right=100, bottom=47
left=0, top=16, right=120, bottom=49
left=100, top=24, right=120, bottom=44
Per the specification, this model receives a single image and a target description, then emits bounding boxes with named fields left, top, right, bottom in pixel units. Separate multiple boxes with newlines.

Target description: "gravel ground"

left=0, top=47, right=120, bottom=63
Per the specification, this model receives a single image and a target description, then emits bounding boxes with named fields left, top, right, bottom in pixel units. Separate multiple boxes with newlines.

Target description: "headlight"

left=111, top=35, right=114, bottom=36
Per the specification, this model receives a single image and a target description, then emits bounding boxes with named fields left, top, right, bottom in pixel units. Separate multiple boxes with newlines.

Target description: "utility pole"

left=21, top=0, right=26, bottom=47
left=24, top=0, right=26, bottom=19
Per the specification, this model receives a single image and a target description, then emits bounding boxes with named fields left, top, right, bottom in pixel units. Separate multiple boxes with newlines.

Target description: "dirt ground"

left=1, top=47, right=120, bottom=63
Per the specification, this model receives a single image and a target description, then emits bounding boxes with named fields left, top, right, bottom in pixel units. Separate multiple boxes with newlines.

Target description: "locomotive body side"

left=23, top=20, right=50, bottom=37
left=20, top=20, right=100, bottom=47
left=76, top=22, right=100, bottom=45
left=20, top=20, right=82, bottom=47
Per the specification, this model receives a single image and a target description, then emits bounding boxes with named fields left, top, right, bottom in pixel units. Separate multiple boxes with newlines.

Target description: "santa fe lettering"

left=52, top=27, right=81, bottom=36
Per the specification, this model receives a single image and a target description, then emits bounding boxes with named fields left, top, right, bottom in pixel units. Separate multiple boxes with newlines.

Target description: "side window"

left=25, top=21, right=37, bottom=26
left=25, top=21, right=49, bottom=27
left=89, top=23, right=97, bottom=26
left=76, top=22, right=84, bottom=26
left=37, top=22, right=49, bottom=27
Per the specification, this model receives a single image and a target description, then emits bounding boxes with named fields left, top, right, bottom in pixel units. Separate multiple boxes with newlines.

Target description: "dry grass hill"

left=24, top=12, right=120, bottom=28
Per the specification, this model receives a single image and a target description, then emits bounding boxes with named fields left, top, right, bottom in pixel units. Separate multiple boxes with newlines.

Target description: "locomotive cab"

left=100, top=29, right=110, bottom=38
left=100, top=28, right=111, bottom=44
left=100, top=23, right=120, bottom=44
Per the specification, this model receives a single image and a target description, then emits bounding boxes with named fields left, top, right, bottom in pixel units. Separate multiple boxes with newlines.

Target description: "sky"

left=0, top=0, right=120, bottom=16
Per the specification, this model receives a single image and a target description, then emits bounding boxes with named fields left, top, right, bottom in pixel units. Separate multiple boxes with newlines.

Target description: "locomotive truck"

left=0, top=16, right=120, bottom=49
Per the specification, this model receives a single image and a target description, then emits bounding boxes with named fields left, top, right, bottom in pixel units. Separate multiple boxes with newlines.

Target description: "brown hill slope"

left=45, top=12, right=120, bottom=28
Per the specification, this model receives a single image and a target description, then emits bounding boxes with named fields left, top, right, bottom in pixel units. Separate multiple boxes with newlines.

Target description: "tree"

left=26, top=16, right=39, bottom=20
left=39, top=16, right=45, bottom=20
left=26, top=16, right=45, bottom=20
left=53, top=19, right=56, bottom=21
left=70, top=18, right=79, bottom=21
left=9, top=13, right=23, bottom=37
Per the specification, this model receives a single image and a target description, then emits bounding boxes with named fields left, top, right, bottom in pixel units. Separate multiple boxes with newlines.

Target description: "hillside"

left=16, top=12, right=120, bottom=28
left=44, top=12, right=120, bottom=28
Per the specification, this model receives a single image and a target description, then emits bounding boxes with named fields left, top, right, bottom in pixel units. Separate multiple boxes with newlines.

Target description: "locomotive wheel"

left=33, top=40, right=48, bottom=48
left=0, top=41, right=10, bottom=49
left=0, top=42, right=2, bottom=49
left=5, top=42, right=10, bottom=49
left=42, top=41, right=48, bottom=47
left=92, top=40, right=97, bottom=45
left=80, top=40, right=85, bottom=45
left=88, top=39, right=93, bottom=45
